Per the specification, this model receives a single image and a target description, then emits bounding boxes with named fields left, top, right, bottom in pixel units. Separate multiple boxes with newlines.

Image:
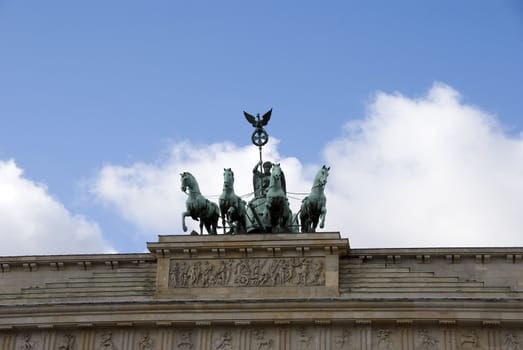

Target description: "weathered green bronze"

left=300, top=165, right=329, bottom=232
left=180, top=172, right=219, bottom=235
left=242, top=109, right=293, bottom=233
left=219, top=168, right=247, bottom=234
left=244, top=109, right=272, bottom=167
left=180, top=109, right=329, bottom=235
left=252, top=160, right=273, bottom=199
left=263, top=163, right=293, bottom=232
left=244, top=109, right=272, bottom=147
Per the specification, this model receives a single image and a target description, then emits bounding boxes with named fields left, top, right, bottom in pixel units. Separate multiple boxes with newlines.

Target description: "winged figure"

left=243, top=108, right=272, bottom=129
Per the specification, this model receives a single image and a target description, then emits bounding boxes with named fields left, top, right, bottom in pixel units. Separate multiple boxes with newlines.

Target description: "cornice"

left=0, top=298, right=522, bottom=330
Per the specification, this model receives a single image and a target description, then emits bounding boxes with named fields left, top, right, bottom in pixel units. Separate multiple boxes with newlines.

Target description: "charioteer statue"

left=180, top=108, right=329, bottom=235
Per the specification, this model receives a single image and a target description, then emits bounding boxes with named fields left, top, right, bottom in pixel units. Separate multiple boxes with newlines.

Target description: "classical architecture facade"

left=0, top=233, right=522, bottom=349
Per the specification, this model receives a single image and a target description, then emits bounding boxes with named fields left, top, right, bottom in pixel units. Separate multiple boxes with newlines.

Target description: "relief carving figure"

left=177, top=331, right=193, bottom=350
left=138, top=333, right=153, bottom=350
left=58, top=334, right=75, bottom=350
left=504, top=333, right=521, bottom=350
left=334, top=329, right=351, bottom=349
left=417, top=329, right=438, bottom=350
left=200, top=261, right=213, bottom=287
left=99, top=332, right=116, bottom=350
left=169, top=258, right=325, bottom=288
left=20, top=334, right=35, bottom=350
left=213, top=260, right=228, bottom=286
left=213, top=331, right=233, bottom=350
left=377, top=329, right=392, bottom=349
left=188, top=261, right=202, bottom=286
left=254, top=330, right=274, bottom=350
left=309, top=260, right=325, bottom=285
left=460, top=332, right=481, bottom=349
left=293, top=258, right=309, bottom=285
left=297, top=327, right=313, bottom=350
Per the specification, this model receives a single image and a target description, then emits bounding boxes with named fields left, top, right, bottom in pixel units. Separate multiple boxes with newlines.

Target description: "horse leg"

left=213, top=205, right=220, bottom=235
left=319, top=204, right=327, bottom=229
left=238, top=213, right=247, bottom=234
left=219, top=201, right=227, bottom=234
left=212, top=216, right=218, bottom=235
left=311, top=215, right=319, bottom=232
left=181, top=211, right=189, bottom=232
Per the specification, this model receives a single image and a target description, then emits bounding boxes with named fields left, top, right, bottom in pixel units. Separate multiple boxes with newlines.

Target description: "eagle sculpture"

left=243, top=109, right=272, bottom=129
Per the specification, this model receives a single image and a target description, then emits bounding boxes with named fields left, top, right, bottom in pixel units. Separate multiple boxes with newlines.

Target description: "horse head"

left=180, top=172, right=197, bottom=193
left=223, top=168, right=234, bottom=190
left=314, top=165, right=330, bottom=188
left=270, top=163, right=282, bottom=184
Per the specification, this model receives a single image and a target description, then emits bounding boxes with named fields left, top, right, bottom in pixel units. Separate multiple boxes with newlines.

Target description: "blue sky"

left=0, top=1, right=522, bottom=255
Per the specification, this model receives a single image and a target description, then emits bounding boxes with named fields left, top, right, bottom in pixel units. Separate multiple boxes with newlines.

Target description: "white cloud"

left=0, top=160, right=113, bottom=255
left=91, top=83, right=523, bottom=248
left=325, top=82, right=523, bottom=247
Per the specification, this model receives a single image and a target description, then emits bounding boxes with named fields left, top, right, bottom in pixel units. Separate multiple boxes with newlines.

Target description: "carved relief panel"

left=374, top=328, right=394, bottom=350
left=0, top=325, right=522, bottom=349
left=137, top=332, right=153, bottom=350
left=503, top=332, right=522, bottom=350
left=291, top=326, right=317, bottom=350
left=458, top=330, right=486, bottom=349
left=169, top=257, right=325, bottom=289
left=18, top=333, right=38, bottom=350
left=250, top=329, right=276, bottom=350
left=57, top=333, right=76, bottom=350
left=175, top=330, right=196, bottom=350
left=333, top=328, right=353, bottom=349
left=98, top=332, right=117, bottom=350
left=416, top=328, right=441, bottom=350
left=211, top=329, right=235, bottom=350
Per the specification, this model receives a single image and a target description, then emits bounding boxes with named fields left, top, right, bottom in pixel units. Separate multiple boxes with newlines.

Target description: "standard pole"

left=258, top=145, right=263, bottom=167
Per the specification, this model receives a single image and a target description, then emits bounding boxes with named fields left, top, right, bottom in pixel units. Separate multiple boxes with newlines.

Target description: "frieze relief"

left=169, top=257, right=325, bottom=288
left=138, top=332, right=153, bottom=350
left=294, top=327, right=314, bottom=350
left=334, top=329, right=352, bottom=349
left=176, top=331, right=194, bottom=350
left=212, top=330, right=234, bottom=350
left=0, top=325, right=522, bottom=349
left=459, top=331, right=483, bottom=349
left=252, top=330, right=274, bottom=350
left=57, top=334, right=75, bottom=350
left=376, top=329, right=393, bottom=350
left=98, top=332, right=116, bottom=350
left=417, top=329, right=439, bottom=350
left=19, top=334, right=36, bottom=350
left=504, top=333, right=522, bottom=350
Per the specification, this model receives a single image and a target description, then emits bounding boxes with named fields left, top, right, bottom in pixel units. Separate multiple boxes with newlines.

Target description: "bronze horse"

left=300, top=165, right=329, bottom=232
left=219, top=168, right=247, bottom=234
left=263, top=163, right=292, bottom=232
left=180, top=172, right=219, bottom=235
